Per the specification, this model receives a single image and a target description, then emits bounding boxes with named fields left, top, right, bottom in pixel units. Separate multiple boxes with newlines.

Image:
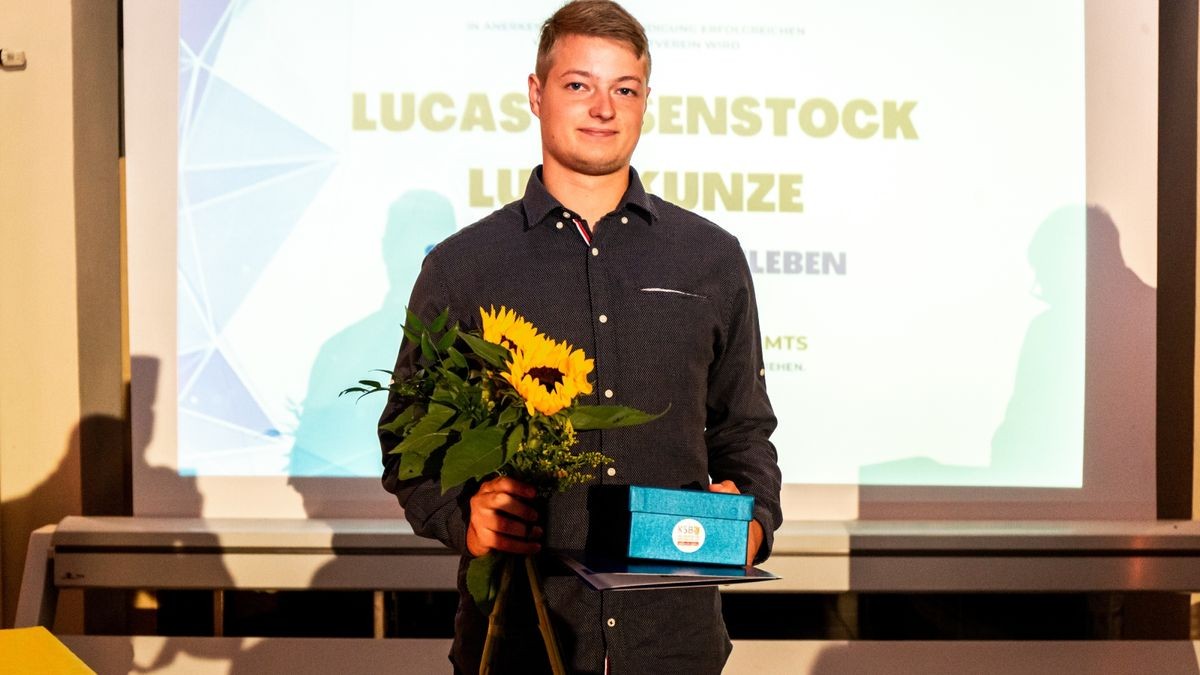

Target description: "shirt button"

left=591, top=247, right=599, bottom=257
left=556, top=221, right=564, bottom=229
left=759, top=368, right=766, bottom=376
left=606, top=467, right=617, bottom=477
left=607, top=618, right=617, bottom=628
left=620, top=216, right=629, bottom=224
left=604, top=389, right=614, bottom=399
left=563, top=211, right=571, bottom=218
left=599, top=314, right=608, bottom=323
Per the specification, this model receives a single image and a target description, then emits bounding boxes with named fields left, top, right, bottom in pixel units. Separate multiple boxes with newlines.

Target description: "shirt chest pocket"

left=622, top=287, right=718, bottom=366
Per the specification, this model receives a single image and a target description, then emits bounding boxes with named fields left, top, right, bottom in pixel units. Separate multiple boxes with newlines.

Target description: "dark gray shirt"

left=380, top=166, right=782, bottom=674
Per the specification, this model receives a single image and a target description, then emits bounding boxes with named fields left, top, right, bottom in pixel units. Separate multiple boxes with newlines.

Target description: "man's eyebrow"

left=557, top=69, right=645, bottom=85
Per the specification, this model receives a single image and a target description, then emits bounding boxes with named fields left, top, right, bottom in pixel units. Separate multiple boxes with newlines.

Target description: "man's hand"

left=709, top=479, right=764, bottom=566
left=466, top=476, right=543, bottom=557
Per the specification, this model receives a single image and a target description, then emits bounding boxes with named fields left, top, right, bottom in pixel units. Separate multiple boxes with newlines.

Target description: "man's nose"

left=590, top=91, right=615, bottom=120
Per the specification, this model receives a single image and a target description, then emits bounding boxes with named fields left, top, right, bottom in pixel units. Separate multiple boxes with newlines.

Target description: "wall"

left=0, top=0, right=121, bottom=629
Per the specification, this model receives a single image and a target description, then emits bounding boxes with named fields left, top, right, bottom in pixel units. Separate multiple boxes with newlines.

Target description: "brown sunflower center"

left=527, top=366, right=565, bottom=389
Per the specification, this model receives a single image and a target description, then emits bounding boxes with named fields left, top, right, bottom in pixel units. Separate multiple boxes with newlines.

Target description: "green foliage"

left=343, top=306, right=669, bottom=612
left=346, top=306, right=648, bottom=496
left=345, top=307, right=663, bottom=495
left=441, top=426, right=506, bottom=493
left=501, top=414, right=610, bottom=495
left=569, top=404, right=670, bottom=430
left=458, top=332, right=510, bottom=370
left=466, top=552, right=500, bottom=614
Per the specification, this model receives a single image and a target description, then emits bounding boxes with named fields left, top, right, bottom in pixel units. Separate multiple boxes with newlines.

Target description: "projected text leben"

left=746, top=250, right=846, bottom=275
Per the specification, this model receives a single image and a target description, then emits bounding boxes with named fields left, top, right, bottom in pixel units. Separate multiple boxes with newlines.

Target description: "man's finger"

left=708, top=479, right=739, bottom=494
left=471, top=522, right=542, bottom=555
left=473, top=491, right=540, bottom=523
left=483, top=515, right=543, bottom=540
left=491, top=524, right=543, bottom=545
left=480, top=475, right=537, bottom=499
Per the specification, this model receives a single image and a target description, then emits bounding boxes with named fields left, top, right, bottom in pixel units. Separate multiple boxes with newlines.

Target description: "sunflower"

left=502, top=333, right=595, bottom=416
left=480, top=306, right=540, bottom=355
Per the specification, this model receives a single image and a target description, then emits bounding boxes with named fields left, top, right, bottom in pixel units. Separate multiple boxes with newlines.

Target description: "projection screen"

left=125, top=0, right=1158, bottom=519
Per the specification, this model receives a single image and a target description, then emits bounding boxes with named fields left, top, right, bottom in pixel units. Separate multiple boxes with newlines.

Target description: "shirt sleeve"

left=378, top=253, right=471, bottom=555
left=704, top=247, right=783, bottom=564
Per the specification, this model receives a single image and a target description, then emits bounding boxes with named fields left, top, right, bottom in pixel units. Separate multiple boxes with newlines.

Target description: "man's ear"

left=528, top=74, right=543, bottom=118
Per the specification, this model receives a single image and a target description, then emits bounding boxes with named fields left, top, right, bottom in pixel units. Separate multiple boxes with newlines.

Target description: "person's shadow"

left=1, top=356, right=244, bottom=673
left=125, top=356, right=240, bottom=673
left=859, top=205, right=1154, bottom=494
left=218, top=192, right=460, bottom=672
left=289, top=190, right=457, bottom=483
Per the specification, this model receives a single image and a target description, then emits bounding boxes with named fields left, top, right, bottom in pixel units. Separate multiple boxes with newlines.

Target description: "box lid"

left=628, top=485, right=753, bottom=521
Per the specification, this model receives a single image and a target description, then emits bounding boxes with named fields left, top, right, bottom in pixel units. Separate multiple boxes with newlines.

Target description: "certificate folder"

left=558, top=550, right=778, bottom=591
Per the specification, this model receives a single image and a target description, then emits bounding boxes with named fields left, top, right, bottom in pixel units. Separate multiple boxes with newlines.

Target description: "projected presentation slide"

left=173, top=0, right=1095, bottom=490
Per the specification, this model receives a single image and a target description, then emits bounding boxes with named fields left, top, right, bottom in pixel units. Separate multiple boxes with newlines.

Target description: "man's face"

left=528, top=34, right=649, bottom=179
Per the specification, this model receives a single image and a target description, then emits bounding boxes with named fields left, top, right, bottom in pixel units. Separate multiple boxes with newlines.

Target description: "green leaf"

left=497, top=406, right=521, bottom=427
left=504, top=424, right=525, bottom=457
left=396, top=449, right=430, bottom=479
left=357, top=379, right=383, bottom=389
left=569, top=404, right=670, bottom=430
left=404, top=308, right=427, bottom=334
left=466, top=552, right=499, bottom=611
left=436, top=325, right=459, bottom=352
left=402, top=325, right=421, bottom=346
left=392, top=430, right=450, bottom=460
left=430, top=386, right=457, bottom=406
left=436, top=366, right=465, bottom=390
left=429, top=308, right=450, bottom=334
left=459, top=332, right=511, bottom=369
left=379, top=404, right=419, bottom=434
left=446, top=346, right=468, bottom=369
left=409, top=402, right=454, bottom=434
left=440, top=425, right=506, bottom=492
left=391, top=403, right=455, bottom=460
left=419, top=331, right=437, bottom=362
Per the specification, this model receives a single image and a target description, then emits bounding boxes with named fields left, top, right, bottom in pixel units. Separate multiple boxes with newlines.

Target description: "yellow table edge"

left=0, top=626, right=95, bottom=674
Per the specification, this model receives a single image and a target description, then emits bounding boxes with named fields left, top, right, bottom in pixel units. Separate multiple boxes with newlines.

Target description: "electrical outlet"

left=1, top=49, right=28, bottom=68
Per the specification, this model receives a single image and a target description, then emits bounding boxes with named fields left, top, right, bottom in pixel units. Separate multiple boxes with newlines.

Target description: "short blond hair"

left=535, top=0, right=651, bottom=82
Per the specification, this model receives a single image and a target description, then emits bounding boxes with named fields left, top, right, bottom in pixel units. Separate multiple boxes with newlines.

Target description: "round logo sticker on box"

left=672, top=518, right=706, bottom=553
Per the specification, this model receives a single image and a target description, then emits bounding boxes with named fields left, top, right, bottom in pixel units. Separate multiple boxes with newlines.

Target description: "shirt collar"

left=521, top=165, right=658, bottom=230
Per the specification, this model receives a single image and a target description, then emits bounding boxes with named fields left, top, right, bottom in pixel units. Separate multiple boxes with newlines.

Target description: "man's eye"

left=617, top=87, right=637, bottom=96
left=567, top=82, right=585, bottom=91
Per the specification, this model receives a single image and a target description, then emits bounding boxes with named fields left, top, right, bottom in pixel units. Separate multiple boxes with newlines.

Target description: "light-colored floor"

left=59, top=636, right=1200, bottom=675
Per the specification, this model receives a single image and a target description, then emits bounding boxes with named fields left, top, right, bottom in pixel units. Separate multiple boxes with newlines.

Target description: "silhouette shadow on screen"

left=859, top=205, right=1154, bottom=499
left=290, top=189, right=457, bottom=482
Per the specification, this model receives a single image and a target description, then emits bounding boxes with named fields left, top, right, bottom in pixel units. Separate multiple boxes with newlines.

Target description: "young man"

left=380, top=2, right=782, bottom=672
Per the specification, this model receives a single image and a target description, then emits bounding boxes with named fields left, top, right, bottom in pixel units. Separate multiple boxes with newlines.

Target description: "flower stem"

left=525, top=555, right=567, bottom=675
left=479, top=555, right=514, bottom=675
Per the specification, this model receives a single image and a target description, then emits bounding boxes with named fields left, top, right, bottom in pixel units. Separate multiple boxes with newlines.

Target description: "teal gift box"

left=625, top=486, right=754, bottom=567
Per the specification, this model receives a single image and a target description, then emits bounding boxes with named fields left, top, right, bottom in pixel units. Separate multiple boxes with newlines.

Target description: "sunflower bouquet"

left=345, top=305, right=662, bottom=674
